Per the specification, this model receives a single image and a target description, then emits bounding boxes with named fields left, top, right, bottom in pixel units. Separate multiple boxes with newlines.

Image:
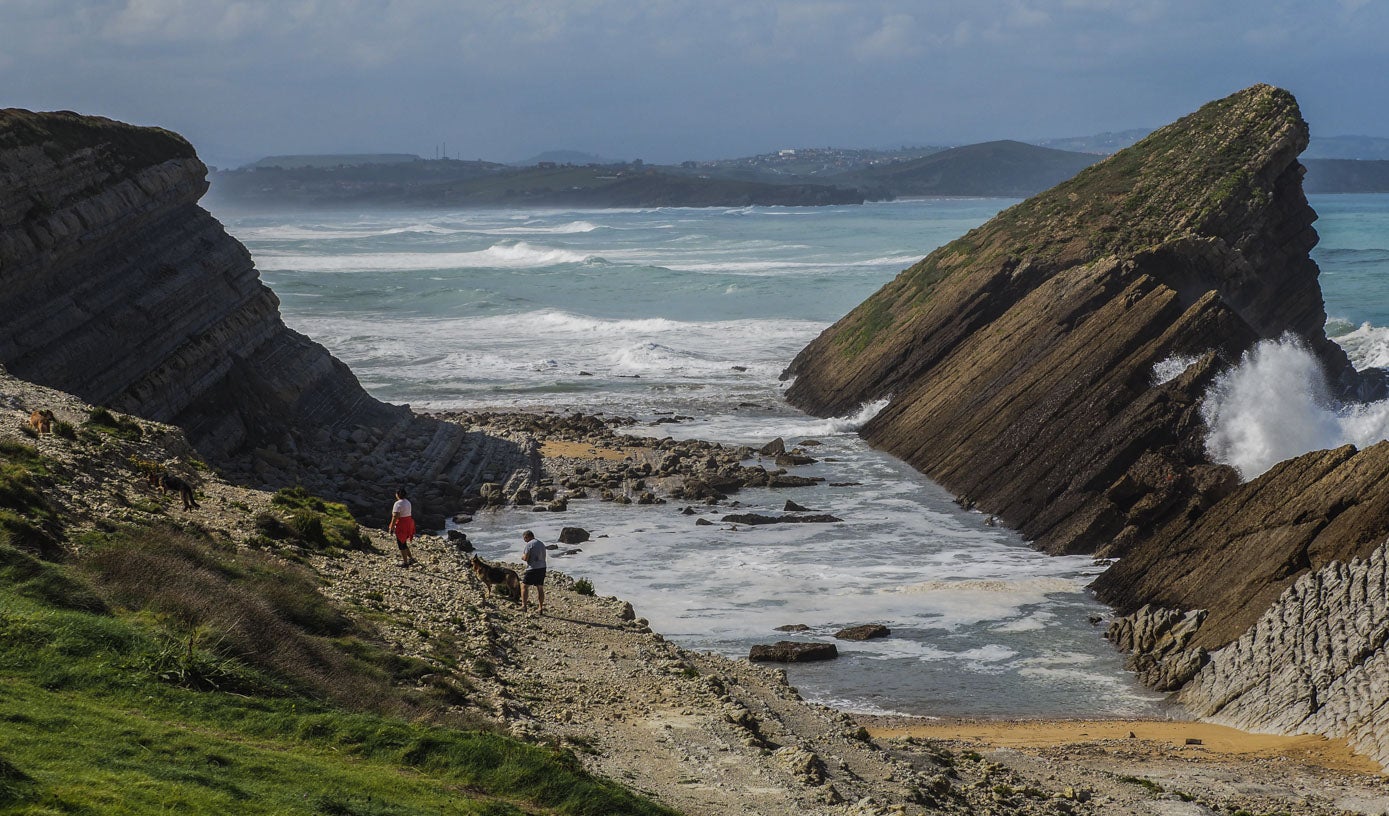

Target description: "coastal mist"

left=213, top=194, right=1389, bottom=719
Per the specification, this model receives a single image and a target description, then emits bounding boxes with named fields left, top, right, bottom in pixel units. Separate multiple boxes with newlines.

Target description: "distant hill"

left=1303, top=135, right=1389, bottom=161
left=208, top=159, right=866, bottom=208
left=1033, top=128, right=1154, bottom=154
left=1303, top=158, right=1389, bottom=192
left=839, top=140, right=1102, bottom=197
left=514, top=150, right=620, bottom=166
left=246, top=153, right=421, bottom=169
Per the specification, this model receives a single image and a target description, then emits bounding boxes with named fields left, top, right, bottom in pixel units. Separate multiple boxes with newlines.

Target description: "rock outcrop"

left=1178, top=540, right=1389, bottom=769
left=0, top=108, right=525, bottom=526
left=784, top=84, right=1352, bottom=558
left=784, top=85, right=1389, bottom=766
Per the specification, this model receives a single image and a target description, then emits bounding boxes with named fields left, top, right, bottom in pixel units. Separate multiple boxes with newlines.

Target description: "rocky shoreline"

left=6, top=369, right=1388, bottom=814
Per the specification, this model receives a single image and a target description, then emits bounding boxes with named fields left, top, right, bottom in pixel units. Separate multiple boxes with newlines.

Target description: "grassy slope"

left=0, top=440, right=674, bottom=816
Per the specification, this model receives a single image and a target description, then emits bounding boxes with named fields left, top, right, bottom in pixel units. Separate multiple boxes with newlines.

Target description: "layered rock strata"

left=0, top=108, right=524, bottom=526
left=784, top=84, right=1353, bottom=558
left=1177, top=540, right=1389, bottom=769
left=784, top=86, right=1389, bottom=766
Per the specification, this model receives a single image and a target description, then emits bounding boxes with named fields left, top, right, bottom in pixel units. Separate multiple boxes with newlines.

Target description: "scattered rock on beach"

left=835, top=624, right=890, bottom=641
left=748, top=641, right=838, bottom=663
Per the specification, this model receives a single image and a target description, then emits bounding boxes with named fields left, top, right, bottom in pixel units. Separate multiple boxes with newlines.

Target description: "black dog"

left=158, top=473, right=200, bottom=511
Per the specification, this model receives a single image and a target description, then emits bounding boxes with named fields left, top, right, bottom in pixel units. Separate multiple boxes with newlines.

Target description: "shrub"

left=573, top=578, right=595, bottom=596
left=84, top=407, right=143, bottom=440
left=79, top=528, right=400, bottom=710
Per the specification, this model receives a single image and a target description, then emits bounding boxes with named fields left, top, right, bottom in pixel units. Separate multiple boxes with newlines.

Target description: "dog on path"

left=470, top=556, right=520, bottom=600
left=28, top=410, right=54, bottom=435
left=158, top=472, right=200, bottom=511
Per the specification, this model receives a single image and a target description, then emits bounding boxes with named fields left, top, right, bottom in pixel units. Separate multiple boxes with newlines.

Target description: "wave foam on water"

left=256, top=241, right=593, bottom=272
left=1202, top=332, right=1389, bottom=479
left=478, top=220, right=599, bottom=235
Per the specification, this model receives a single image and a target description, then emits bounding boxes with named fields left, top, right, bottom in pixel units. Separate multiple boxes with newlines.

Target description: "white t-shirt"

left=392, top=498, right=412, bottom=517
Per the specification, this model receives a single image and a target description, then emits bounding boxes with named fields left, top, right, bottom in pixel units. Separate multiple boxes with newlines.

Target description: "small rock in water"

left=834, top=624, right=890, bottom=641
left=558, top=526, right=590, bottom=544
left=784, top=500, right=812, bottom=512
left=695, top=518, right=713, bottom=526
left=759, top=437, right=786, bottom=456
left=749, top=641, right=838, bottom=663
left=775, top=624, right=811, bottom=632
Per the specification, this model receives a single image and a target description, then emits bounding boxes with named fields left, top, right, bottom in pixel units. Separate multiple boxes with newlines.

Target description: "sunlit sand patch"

left=541, top=440, right=637, bottom=461
left=864, top=718, right=1383, bottom=776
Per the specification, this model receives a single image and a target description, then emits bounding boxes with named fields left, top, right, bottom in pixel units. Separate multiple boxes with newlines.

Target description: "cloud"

left=852, top=12, right=924, bottom=60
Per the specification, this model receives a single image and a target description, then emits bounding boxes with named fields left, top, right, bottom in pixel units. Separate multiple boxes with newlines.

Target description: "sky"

left=4, top=0, right=1387, bottom=168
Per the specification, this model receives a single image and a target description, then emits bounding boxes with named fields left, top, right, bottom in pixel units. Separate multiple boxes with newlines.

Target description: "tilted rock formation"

left=1094, top=442, right=1389, bottom=648
left=785, top=84, right=1351, bottom=557
left=1178, top=540, right=1389, bottom=769
left=0, top=108, right=524, bottom=526
left=785, top=86, right=1389, bottom=765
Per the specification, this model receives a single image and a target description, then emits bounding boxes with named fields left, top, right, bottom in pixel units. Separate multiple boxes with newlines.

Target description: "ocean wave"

left=477, top=220, right=600, bottom=235
left=255, top=241, right=593, bottom=272
left=1202, top=333, right=1389, bottom=480
left=763, top=399, right=892, bottom=438
left=656, top=255, right=922, bottom=276
left=1329, top=320, right=1389, bottom=369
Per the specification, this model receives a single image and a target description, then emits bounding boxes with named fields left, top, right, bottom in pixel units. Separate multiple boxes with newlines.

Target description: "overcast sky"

left=4, top=1, right=1387, bottom=167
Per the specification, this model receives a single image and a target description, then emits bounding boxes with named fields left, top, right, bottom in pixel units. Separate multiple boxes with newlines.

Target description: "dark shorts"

left=522, top=568, right=546, bottom=586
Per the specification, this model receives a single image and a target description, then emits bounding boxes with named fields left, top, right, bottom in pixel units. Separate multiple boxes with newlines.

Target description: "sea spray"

left=1202, top=334, right=1389, bottom=479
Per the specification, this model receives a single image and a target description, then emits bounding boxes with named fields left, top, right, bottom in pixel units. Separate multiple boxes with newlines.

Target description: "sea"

left=208, top=193, right=1389, bottom=720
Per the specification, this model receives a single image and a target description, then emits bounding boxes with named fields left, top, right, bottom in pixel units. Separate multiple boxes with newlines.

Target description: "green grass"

left=267, top=487, right=372, bottom=552
left=83, top=407, right=144, bottom=441
left=0, top=540, right=678, bottom=816
left=0, top=444, right=674, bottom=815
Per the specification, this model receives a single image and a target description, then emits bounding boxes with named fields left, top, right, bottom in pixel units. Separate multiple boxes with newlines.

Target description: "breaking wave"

left=1202, top=333, right=1389, bottom=480
left=255, top=241, right=593, bottom=272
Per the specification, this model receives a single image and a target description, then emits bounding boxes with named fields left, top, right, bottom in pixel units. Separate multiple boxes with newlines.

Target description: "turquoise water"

left=210, top=194, right=1389, bottom=719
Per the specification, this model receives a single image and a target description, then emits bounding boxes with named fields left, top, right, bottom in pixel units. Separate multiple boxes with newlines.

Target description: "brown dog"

left=158, top=472, right=200, bottom=511
left=470, top=556, right=520, bottom=600
left=28, top=410, right=54, bottom=435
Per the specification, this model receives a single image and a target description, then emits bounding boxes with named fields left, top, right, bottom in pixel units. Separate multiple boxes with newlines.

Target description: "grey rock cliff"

left=0, top=108, right=525, bottom=525
left=1178, top=540, right=1389, bottom=769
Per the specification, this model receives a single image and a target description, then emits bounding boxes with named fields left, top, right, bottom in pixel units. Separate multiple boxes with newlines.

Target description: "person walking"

left=520, top=530, right=547, bottom=614
left=388, top=488, right=417, bottom=567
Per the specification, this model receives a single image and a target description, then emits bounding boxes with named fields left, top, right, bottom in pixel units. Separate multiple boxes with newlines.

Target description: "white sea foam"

left=1202, top=333, right=1389, bottom=479
left=1330, top=320, right=1389, bottom=369
left=256, top=241, right=593, bottom=272
left=655, top=255, right=921, bottom=276
left=479, top=220, right=599, bottom=235
left=1151, top=353, right=1202, bottom=385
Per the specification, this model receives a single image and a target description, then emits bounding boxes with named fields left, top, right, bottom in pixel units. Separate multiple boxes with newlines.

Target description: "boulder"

left=558, top=526, right=590, bottom=544
left=759, top=437, right=786, bottom=456
left=748, top=641, right=838, bottom=663
left=834, top=624, right=891, bottom=641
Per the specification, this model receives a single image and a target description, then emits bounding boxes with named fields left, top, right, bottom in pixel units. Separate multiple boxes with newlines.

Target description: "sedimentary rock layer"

left=784, top=85, right=1350, bottom=558
left=0, top=109, right=523, bottom=525
left=786, top=86, right=1389, bottom=764
left=1178, top=540, right=1389, bottom=769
